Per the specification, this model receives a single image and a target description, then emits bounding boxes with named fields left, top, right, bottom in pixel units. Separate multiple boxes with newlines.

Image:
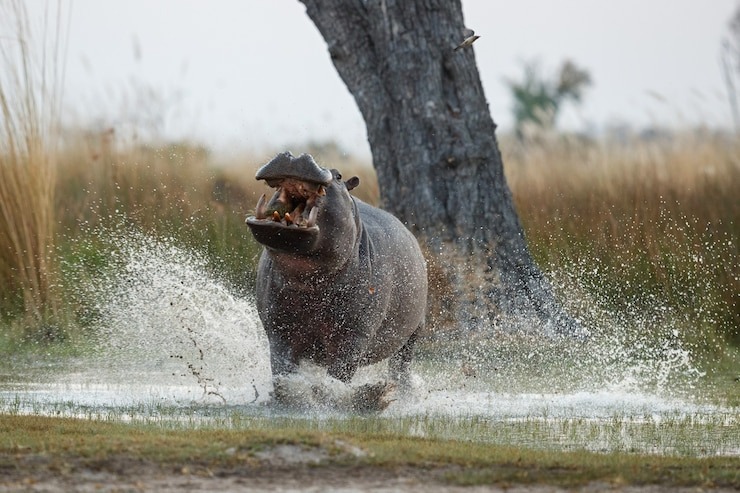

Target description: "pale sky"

left=21, top=0, right=740, bottom=157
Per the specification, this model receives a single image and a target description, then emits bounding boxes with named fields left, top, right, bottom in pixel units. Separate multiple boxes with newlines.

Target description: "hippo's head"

left=246, top=152, right=361, bottom=262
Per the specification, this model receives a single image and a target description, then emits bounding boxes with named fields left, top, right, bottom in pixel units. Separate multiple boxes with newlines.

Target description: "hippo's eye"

left=335, top=172, right=342, bottom=180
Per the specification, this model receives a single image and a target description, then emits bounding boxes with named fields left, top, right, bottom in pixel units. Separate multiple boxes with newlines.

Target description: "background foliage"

left=0, top=2, right=737, bottom=370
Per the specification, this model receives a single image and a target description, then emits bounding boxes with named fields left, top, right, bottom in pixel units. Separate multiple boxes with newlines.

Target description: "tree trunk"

left=300, top=0, right=583, bottom=337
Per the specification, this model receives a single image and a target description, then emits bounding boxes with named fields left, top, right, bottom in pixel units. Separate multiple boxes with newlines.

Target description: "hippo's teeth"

left=272, top=211, right=281, bottom=222
left=317, top=185, right=326, bottom=196
left=307, top=207, right=318, bottom=228
left=255, top=194, right=267, bottom=220
left=284, top=212, right=293, bottom=224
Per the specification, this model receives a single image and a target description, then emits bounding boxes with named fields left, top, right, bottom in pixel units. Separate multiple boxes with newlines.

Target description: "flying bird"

left=454, top=29, right=480, bottom=51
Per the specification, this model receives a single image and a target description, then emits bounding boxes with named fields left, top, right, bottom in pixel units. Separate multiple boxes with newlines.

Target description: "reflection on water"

left=1, top=231, right=737, bottom=458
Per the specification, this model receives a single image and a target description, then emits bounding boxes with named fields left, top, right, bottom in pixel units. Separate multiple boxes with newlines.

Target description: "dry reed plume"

left=0, top=1, right=68, bottom=330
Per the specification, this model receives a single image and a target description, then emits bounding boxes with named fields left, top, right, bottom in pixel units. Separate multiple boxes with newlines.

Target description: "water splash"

left=7, top=227, right=721, bottom=404
left=1, top=227, right=736, bottom=456
left=71, top=228, right=272, bottom=406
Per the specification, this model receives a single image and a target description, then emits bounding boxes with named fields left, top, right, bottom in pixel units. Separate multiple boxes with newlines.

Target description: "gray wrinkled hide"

left=253, top=169, right=427, bottom=386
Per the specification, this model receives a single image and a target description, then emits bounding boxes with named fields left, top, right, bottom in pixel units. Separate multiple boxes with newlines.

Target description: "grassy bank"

left=1, top=414, right=738, bottom=488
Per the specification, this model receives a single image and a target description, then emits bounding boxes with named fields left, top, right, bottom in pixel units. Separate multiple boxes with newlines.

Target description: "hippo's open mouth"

left=245, top=177, right=326, bottom=253
left=246, top=152, right=334, bottom=253
left=254, top=178, right=324, bottom=228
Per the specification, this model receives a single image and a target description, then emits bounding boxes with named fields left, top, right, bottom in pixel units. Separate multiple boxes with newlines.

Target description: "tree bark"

left=300, top=0, right=583, bottom=337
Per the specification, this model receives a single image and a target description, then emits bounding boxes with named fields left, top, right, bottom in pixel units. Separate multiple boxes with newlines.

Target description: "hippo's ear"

left=345, top=176, right=360, bottom=191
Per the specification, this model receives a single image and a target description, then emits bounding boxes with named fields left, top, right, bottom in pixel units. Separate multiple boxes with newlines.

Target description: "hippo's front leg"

left=327, top=332, right=369, bottom=383
left=328, top=331, right=397, bottom=412
left=266, top=329, right=309, bottom=409
left=263, top=325, right=299, bottom=378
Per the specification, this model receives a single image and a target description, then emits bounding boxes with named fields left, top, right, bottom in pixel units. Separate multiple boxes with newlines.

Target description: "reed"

left=503, top=130, right=739, bottom=344
left=0, top=1, right=67, bottom=335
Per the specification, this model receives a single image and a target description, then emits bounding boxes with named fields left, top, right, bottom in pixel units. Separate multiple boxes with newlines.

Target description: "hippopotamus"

left=245, top=152, right=427, bottom=410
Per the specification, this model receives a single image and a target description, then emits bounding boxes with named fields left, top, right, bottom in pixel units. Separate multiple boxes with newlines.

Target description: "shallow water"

left=2, top=232, right=737, bottom=457
left=2, top=362, right=737, bottom=457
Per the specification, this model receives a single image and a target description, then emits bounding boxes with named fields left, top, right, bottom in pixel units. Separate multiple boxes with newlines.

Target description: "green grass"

left=0, top=414, right=737, bottom=488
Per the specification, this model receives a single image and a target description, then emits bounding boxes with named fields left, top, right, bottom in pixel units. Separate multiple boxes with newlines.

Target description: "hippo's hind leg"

left=389, top=328, right=420, bottom=391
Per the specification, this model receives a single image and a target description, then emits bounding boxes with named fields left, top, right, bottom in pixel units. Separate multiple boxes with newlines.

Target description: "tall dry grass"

left=0, top=1, right=735, bottom=350
left=0, top=1, right=67, bottom=332
left=503, top=131, right=739, bottom=343
left=49, top=129, right=376, bottom=309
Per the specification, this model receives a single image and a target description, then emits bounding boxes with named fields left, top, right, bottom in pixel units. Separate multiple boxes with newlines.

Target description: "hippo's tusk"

left=255, top=194, right=267, bottom=220
left=284, top=212, right=293, bottom=224
left=272, top=211, right=281, bottom=222
left=307, top=207, right=318, bottom=228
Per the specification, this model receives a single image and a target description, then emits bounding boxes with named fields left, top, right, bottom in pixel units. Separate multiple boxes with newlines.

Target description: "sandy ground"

left=3, top=467, right=737, bottom=493
left=2, top=467, right=736, bottom=493
left=1, top=445, right=735, bottom=493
